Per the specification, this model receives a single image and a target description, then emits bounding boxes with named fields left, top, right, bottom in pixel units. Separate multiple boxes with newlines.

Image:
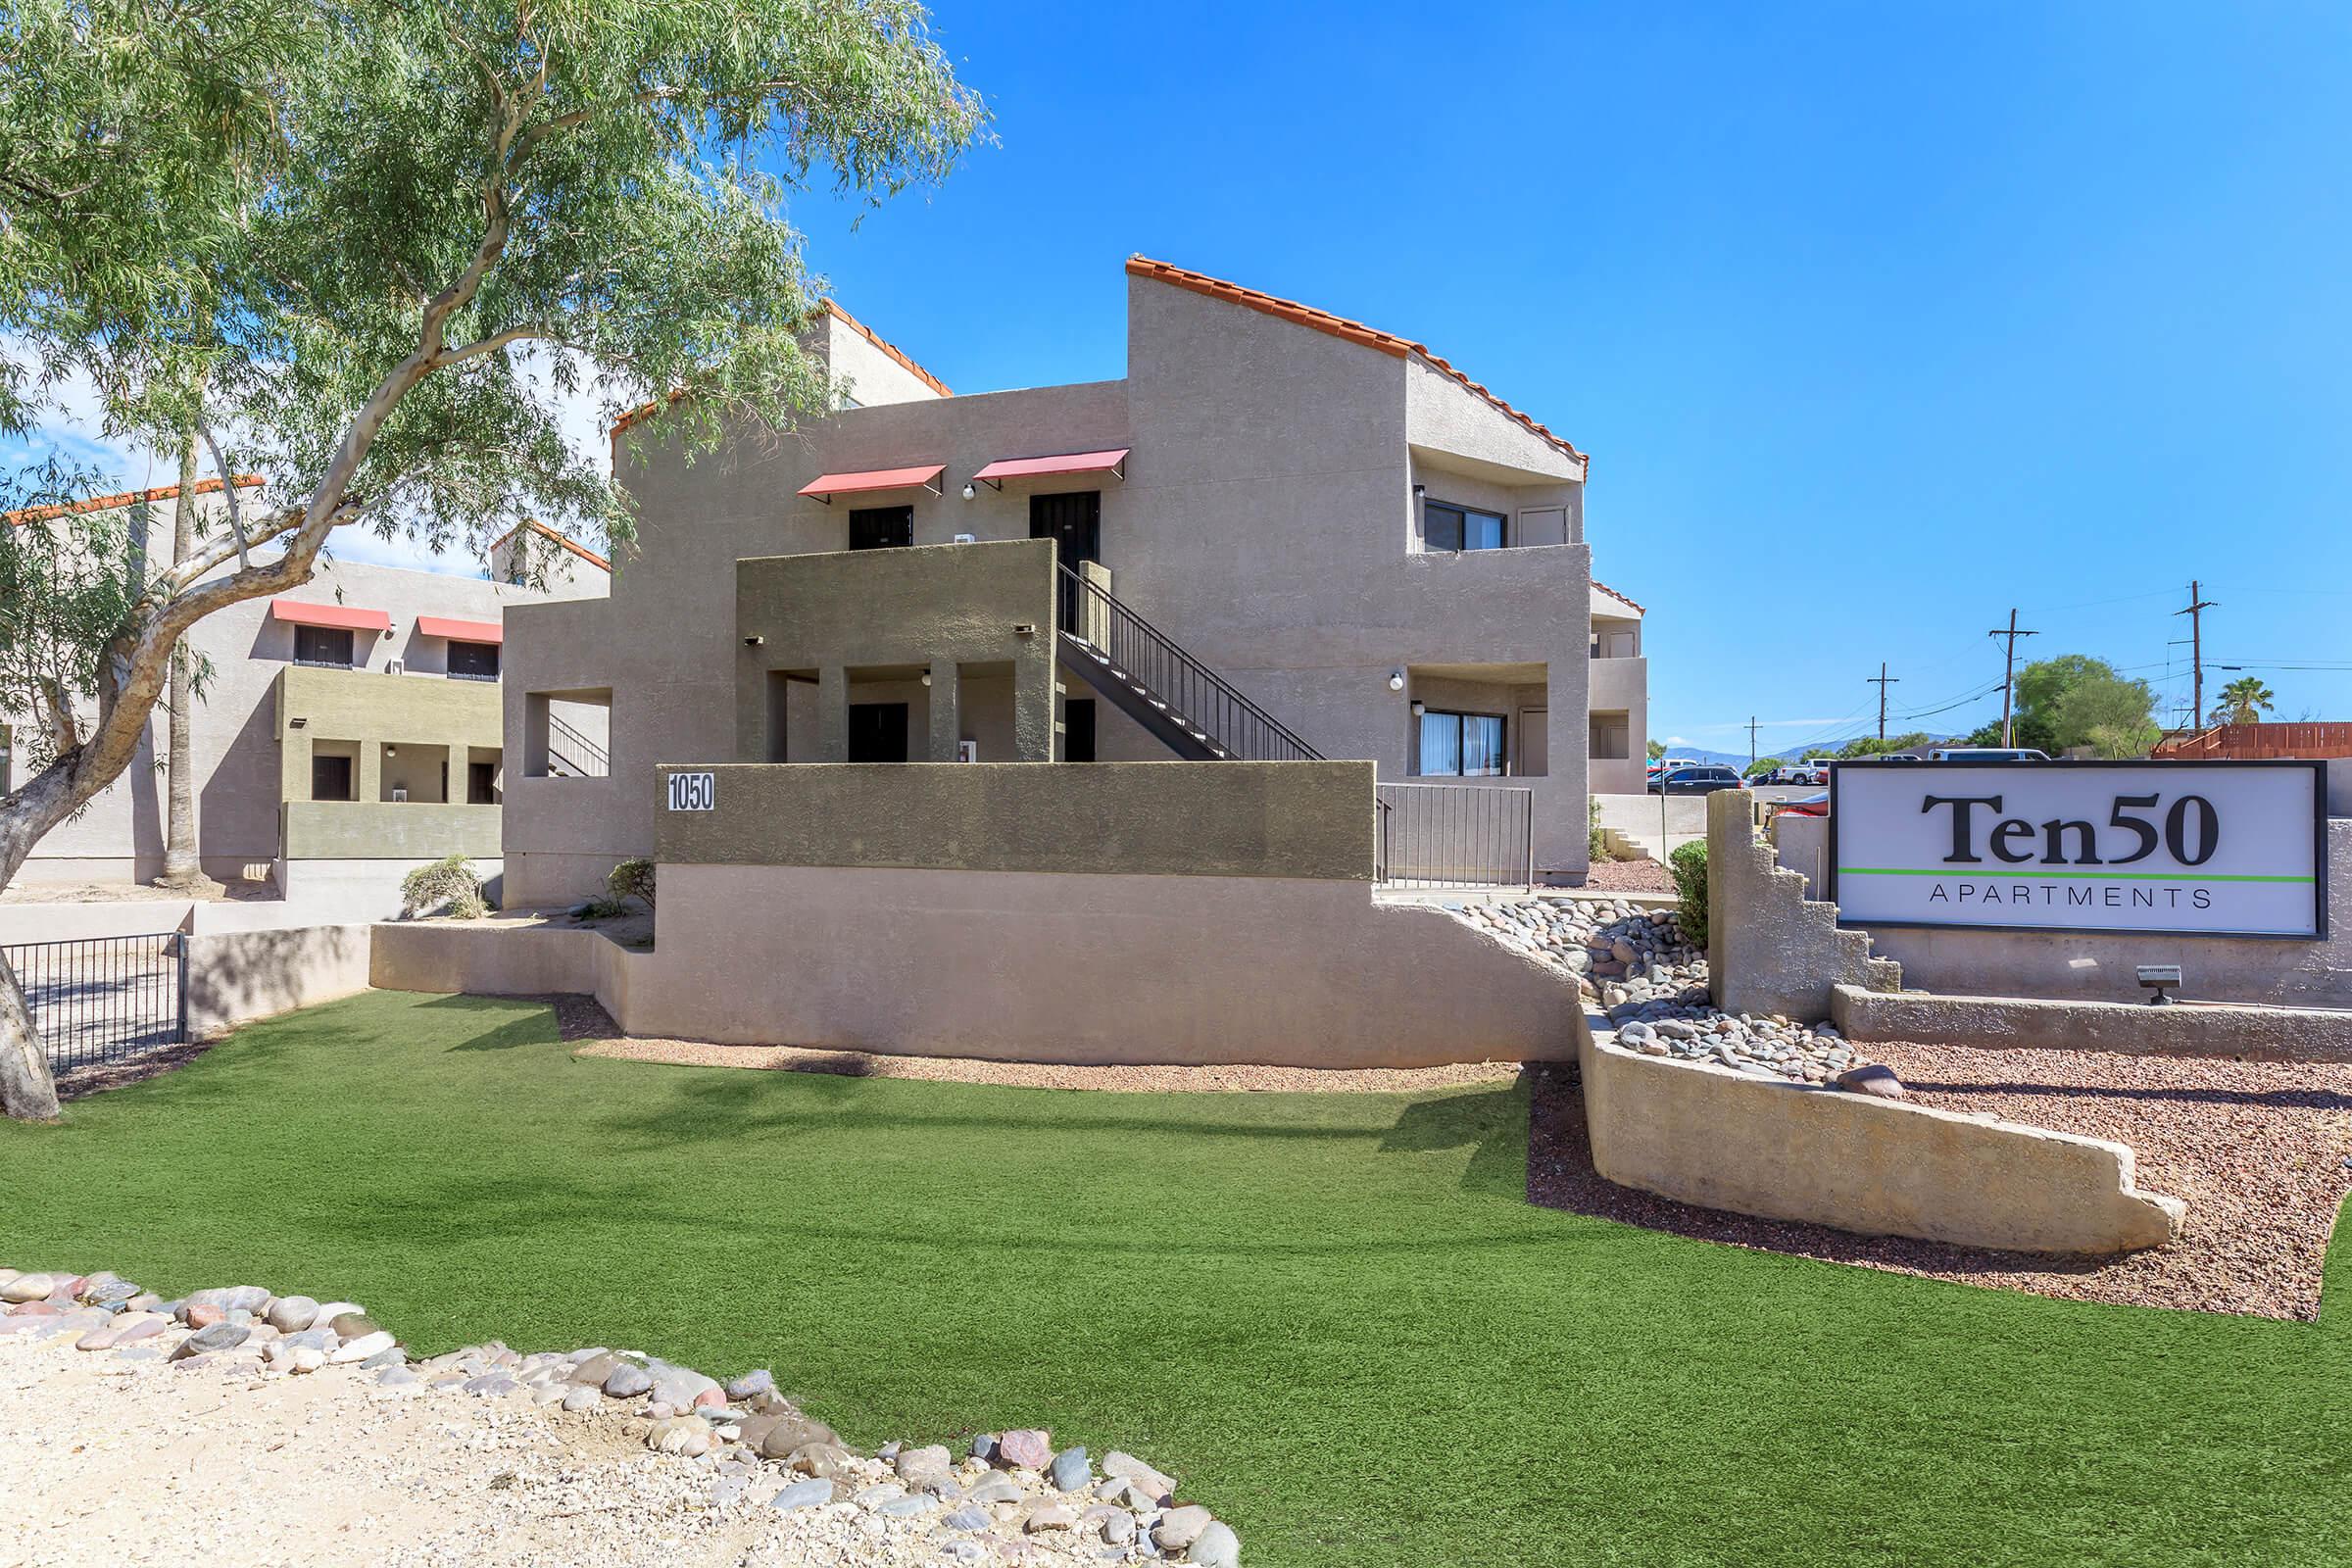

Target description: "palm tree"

left=2211, top=676, right=2275, bottom=725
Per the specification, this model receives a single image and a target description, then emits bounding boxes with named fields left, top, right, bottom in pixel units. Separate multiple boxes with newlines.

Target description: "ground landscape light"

left=2137, top=965, right=2183, bottom=1005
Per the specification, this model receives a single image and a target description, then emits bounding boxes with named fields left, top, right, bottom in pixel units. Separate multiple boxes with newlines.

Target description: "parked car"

left=1798, top=757, right=1835, bottom=784
left=1773, top=790, right=1830, bottom=817
left=1927, top=747, right=2051, bottom=763
left=1648, top=764, right=1748, bottom=796
left=1646, top=755, right=1700, bottom=781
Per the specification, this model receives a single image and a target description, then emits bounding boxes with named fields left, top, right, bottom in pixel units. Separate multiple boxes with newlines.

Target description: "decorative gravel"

left=554, top=995, right=1520, bottom=1095
left=1, top=1267, right=1237, bottom=1566
left=1575, top=857, right=1675, bottom=893
left=1529, top=1050, right=2352, bottom=1320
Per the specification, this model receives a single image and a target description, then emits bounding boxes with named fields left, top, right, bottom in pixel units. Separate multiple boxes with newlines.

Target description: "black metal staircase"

left=1056, top=564, right=1323, bottom=762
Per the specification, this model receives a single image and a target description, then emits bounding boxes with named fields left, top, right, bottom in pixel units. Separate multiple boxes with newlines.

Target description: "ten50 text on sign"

left=1829, top=760, right=2325, bottom=938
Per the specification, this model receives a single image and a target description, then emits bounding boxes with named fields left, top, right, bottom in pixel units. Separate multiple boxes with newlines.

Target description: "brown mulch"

left=1576, top=858, right=1675, bottom=894
left=1529, top=1049, right=2352, bottom=1320
left=551, top=995, right=1523, bottom=1095
left=51, top=1039, right=220, bottom=1102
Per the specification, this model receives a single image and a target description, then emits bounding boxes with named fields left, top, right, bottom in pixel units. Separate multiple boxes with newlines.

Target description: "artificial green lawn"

left=5, top=991, right=2348, bottom=1566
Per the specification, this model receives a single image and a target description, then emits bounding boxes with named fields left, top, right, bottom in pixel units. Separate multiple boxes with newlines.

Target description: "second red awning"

left=415, top=615, right=503, bottom=644
left=970, top=448, right=1130, bottom=487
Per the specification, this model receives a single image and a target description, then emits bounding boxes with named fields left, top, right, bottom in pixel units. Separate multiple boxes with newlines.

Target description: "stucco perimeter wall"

left=654, top=761, right=1377, bottom=881
left=1708, top=791, right=1898, bottom=1021
left=1576, top=1022, right=2183, bottom=1254
left=616, top=865, right=1574, bottom=1066
left=370, top=921, right=639, bottom=1006
left=185, top=924, right=372, bottom=1039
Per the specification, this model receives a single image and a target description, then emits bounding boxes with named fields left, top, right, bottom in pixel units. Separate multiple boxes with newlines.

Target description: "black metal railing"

left=1376, top=783, right=1536, bottom=888
left=547, top=712, right=609, bottom=778
left=1057, top=564, right=1322, bottom=763
left=0, top=934, right=187, bottom=1072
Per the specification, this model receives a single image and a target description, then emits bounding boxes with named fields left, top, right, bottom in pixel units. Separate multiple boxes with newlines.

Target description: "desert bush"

left=609, top=857, right=657, bottom=910
left=574, top=896, right=632, bottom=921
left=1588, top=797, right=1609, bottom=861
left=400, top=855, right=484, bottom=919
left=447, top=892, right=490, bottom=920
left=1669, top=839, right=1709, bottom=948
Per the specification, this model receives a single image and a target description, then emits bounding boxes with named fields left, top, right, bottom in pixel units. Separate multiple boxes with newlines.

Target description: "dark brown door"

left=311, top=754, right=353, bottom=801
left=1064, top=699, right=1097, bottom=762
left=848, top=703, right=909, bottom=762
left=1030, top=491, right=1101, bottom=627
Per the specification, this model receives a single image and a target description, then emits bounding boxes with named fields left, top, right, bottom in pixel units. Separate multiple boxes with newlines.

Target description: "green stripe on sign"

left=1838, top=867, right=2314, bottom=883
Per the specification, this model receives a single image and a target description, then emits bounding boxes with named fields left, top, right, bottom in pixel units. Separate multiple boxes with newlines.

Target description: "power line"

left=2174, top=580, right=2219, bottom=726
left=1985, top=609, right=2038, bottom=747
left=1867, top=662, right=1899, bottom=740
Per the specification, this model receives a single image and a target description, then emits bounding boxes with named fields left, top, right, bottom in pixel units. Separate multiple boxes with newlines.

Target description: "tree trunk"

left=156, top=428, right=213, bottom=893
left=0, top=947, right=60, bottom=1123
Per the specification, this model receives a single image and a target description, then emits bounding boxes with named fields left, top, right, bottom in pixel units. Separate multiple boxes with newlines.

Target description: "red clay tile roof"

left=489, top=517, right=612, bottom=573
left=5, top=473, right=265, bottom=527
left=1123, top=258, right=1588, bottom=466
left=1594, top=580, right=1645, bottom=613
left=608, top=298, right=953, bottom=440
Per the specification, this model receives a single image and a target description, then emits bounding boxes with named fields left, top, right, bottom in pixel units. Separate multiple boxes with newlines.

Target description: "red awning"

left=270, top=599, right=390, bottom=633
left=415, top=615, right=503, bottom=645
left=797, top=464, right=947, bottom=503
left=969, top=449, right=1130, bottom=488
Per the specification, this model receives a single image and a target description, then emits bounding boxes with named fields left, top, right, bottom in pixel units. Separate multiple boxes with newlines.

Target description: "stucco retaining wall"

left=1577, top=1017, right=2183, bottom=1254
left=1830, top=982, right=2352, bottom=1061
left=371, top=867, right=1577, bottom=1068
left=185, top=924, right=373, bottom=1039
left=1709, top=791, right=1898, bottom=1021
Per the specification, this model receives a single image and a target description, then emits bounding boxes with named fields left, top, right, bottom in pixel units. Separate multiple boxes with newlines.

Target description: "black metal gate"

left=1, top=934, right=187, bottom=1071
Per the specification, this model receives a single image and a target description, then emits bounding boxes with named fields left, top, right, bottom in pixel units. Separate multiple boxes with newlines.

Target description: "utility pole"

left=1985, top=609, right=2038, bottom=747
left=2175, top=580, right=2218, bottom=727
left=1746, top=715, right=1761, bottom=769
left=1867, top=662, right=1899, bottom=740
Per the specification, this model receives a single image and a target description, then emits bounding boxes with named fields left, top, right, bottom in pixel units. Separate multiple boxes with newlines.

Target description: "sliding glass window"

left=1423, top=500, right=1505, bottom=552
left=1418, top=710, right=1506, bottom=776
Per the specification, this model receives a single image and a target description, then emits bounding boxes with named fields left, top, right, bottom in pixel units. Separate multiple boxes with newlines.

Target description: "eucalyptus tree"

left=0, top=0, right=986, bottom=1120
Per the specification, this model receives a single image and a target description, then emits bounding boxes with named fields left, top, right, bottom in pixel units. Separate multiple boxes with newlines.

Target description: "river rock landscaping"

left=0, top=1265, right=1238, bottom=1566
left=1445, top=897, right=1874, bottom=1084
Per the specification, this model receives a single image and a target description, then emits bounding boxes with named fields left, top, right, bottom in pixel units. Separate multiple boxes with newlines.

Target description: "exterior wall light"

left=1410, top=701, right=1427, bottom=717
left=961, top=482, right=976, bottom=501
left=1388, top=670, right=1405, bottom=692
left=743, top=635, right=763, bottom=647
left=920, top=672, right=932, bottom=687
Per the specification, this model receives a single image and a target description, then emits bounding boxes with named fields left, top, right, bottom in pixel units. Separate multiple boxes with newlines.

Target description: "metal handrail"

left=1375, top=782, right=1536, bottom=888
left=1057, top=564, right=1323, bottom=763
left=547, top=712, right=609, bottom=775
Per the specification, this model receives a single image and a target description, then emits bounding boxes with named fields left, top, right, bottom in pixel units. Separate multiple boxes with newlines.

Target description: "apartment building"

left=503, top=259, right=1651, bottom=897
left=2, top=480, right=608, bottom=912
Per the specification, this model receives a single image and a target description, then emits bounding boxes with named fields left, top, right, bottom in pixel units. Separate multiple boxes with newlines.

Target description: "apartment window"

left=448, top=640, right=501, bottom=680
left=1424, top=501, right=1504, bottom=553
left=294, top=625, right=355, bottom=667
left=850, top=506, right=913, bottom=550
left=1419, top=710, right=1506, bottom=776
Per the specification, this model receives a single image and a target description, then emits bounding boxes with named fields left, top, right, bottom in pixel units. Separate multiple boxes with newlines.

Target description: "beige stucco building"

left=2, top=480, right=608, bottom=913
left=503, top=260, right=1650, bottom=900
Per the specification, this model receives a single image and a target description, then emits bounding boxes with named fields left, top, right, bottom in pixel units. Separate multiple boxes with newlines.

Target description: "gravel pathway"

left=554, top=996, right=1522, bottom=1095
left=1529, top=1053, right=2352, bottom=1320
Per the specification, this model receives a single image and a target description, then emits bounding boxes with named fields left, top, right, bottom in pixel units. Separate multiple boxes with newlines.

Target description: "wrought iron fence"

left=0, top=934, right=187, bottom=1072
left=1376, top=783, right=1536, bottom=888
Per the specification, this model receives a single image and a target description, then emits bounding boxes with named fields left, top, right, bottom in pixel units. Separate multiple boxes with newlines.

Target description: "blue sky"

left=19, top=2, right=2352, bottom=751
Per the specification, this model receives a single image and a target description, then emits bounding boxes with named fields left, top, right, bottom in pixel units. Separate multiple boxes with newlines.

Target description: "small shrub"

left=574, top=896, right=632, bottom=921
left=447, top=892, right=490, bottom=920
left=1588, top=797, right=1609, bottom=861
left=608, top=857, right=657, bottom=911
left=400, top=854, right=484, bottom=919
left=1669, top=840, right=1709, bottom=949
